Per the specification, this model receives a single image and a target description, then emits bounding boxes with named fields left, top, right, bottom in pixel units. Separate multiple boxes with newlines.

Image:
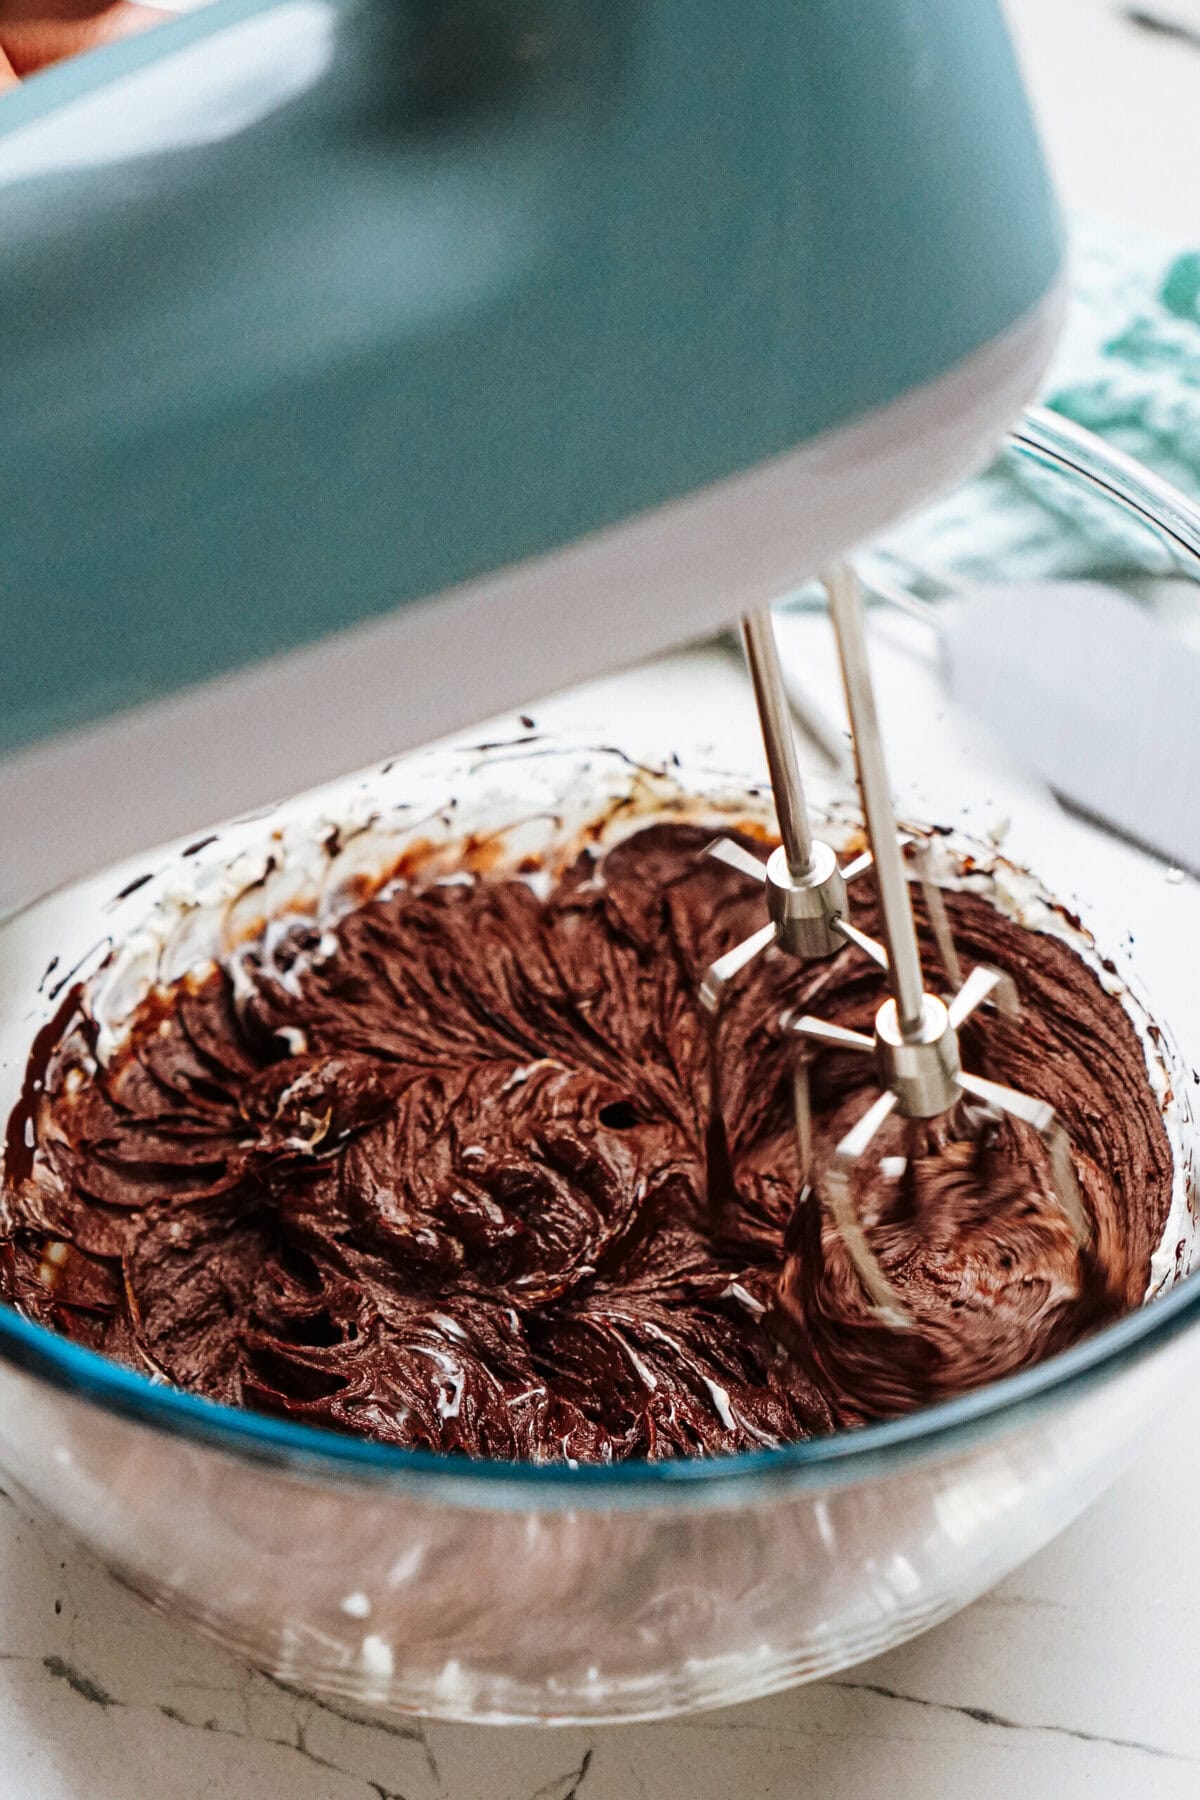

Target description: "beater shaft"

left=825, top=564, right=925, bottom=1036
left=741, top=608, right=815, bottom=880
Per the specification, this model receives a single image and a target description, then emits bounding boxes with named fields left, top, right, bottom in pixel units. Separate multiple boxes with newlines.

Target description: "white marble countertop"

left=7, top=3, right=1200, bottom=1795
left=1005, top=0, right=1200, bottom=239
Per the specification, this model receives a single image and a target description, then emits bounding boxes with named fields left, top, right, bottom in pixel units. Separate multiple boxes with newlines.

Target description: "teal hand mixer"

left=0, top=0, right=1064, bottom=895
left=0, top=0, right=1076, bottom=1307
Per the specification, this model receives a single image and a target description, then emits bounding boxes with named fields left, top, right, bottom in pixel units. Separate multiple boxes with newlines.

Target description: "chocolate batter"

left=0, top=824, right=1173, bottom=1460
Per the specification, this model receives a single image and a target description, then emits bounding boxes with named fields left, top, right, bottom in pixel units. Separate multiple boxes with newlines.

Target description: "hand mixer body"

left=0, top=0, right=1062, bottom=898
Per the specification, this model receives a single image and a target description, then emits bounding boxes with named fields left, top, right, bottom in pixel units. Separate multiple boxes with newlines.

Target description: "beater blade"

left=782, top=563, right=1090, bottom=1323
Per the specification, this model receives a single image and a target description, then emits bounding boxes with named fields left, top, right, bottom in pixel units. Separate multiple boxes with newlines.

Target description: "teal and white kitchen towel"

left=878, top=216, right=1200, bottom=582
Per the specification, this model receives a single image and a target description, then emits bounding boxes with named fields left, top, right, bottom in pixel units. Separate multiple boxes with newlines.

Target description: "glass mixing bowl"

left=0, top=415, right=1199, bottom=1726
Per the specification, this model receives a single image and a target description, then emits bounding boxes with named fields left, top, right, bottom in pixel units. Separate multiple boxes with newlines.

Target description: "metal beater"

left=699, top=605, right=880, bottom=1202
left=703, top=564, right=1089, bottom=1325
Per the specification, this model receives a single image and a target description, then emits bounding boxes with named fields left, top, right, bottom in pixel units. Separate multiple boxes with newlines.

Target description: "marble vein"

left=41, top=1655, right=116, bottom=1709
left=38, top=1648, right=417, bottom=1799
left=829, top=1679, right=1195, bottom=1763
left=154, top=1702, right=411, bottom=1800
left=531, top=1746, right=594, bottom=1800
left=258, top=1665, right=439, bottom=1781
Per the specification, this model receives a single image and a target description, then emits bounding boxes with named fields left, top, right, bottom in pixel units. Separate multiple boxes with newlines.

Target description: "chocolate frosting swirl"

left=1, top=824, right=1173, bottom=1460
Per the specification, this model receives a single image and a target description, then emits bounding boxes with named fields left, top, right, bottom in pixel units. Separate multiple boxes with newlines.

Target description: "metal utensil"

left=781, top=564, right=1087, bottom=1322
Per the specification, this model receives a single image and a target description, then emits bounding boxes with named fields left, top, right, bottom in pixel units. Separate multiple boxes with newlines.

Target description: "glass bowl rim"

left=3, top=408, right=1200, bottom=1503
